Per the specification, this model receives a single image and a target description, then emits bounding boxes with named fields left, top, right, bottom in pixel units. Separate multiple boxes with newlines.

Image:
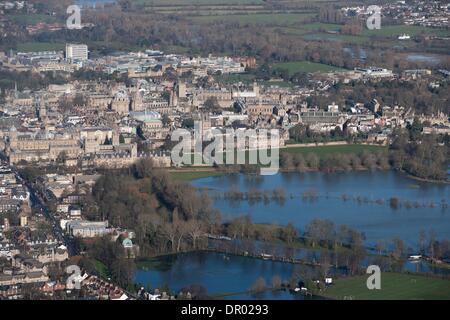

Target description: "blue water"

left=192, top=171, right=449, bottom=248
left=135, top=252, right=311, bottom=299
left=134, top=171, right=449, bottom=299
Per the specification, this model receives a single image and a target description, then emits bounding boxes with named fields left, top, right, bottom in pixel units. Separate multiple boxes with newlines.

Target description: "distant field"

left=190, top=13, right=315, bottom=25
left=272, top=61, right=347, bottom=75
left=362, top=25, right=450, bottom=38
left=323, top=273, right=450, bottom=300
left=302, top=25, right=450, bottom=45
left=282, top=144, right=387, bottom=157
left=135, top=0, right=264, bottom=5
left=303, top=33, right=369, bottom=44
left=9, top=13, right=59, bottom=25
left=16, top=42, right=65, bottom=52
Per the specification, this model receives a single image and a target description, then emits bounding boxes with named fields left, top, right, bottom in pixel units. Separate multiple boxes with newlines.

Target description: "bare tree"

left=186, top=219, right=204, bottom=250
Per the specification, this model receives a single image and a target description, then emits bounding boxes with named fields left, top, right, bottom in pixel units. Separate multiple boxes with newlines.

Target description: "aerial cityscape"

left=0, top=0, right=449, bottom=308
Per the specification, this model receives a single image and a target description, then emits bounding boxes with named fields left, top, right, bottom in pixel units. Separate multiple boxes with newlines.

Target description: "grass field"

left=9, top=13, right=59, bottom=25
left=303, top=25, right=450, bottom=45
left=190, top=13, right=315, bottom=25
left=362, top=25, right=450, bottom=38
left=282, top=144, right=387, bottom=157
left=136, top=0, right=264, bottom=5
left=16, top=42, right=65, bottom=52
left=271, top=61, right=347, bottom=75
left=94, top=260, right=110, bottom=279
left=323, top=273, right=450, bottom=300
left=303, top=33, right=369, bottom=44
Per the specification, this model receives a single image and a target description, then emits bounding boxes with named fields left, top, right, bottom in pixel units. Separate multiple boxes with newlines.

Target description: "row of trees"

left=280, top=150, right=390, bottom=173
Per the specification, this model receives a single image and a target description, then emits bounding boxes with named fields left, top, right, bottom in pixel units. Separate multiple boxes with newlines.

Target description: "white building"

left=354, top=67, right=393, bottom=78
left=65, top=43, right=88, bottom=61
left=66, top=220, right=111, bottom=238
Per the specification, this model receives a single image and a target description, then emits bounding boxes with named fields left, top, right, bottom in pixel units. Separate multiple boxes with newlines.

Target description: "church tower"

left=131, top=90, right=144, bottom=111
left=112, top=90, right=130, bottom=115
left=39, top=98, right=47, bottom=122
left=253, top=81, right=259, bottom=98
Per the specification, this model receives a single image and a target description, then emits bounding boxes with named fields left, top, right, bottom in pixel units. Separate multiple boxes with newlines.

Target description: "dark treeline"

left=280, top=150, right=390, bottom=173
left=389, top=126, right=449, bottom=181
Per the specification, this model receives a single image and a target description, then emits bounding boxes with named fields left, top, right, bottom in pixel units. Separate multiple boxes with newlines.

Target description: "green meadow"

left=323, top=273, right=450, bottom=300
left=9, top=13, right=59, bottom=25
left=190, top=13, right=315, bottom=25
left=16, top=42, right=65, bottom=52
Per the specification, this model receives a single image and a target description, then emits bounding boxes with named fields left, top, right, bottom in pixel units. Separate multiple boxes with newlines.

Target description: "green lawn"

left=323, top=273, right=450, bottom=300
left=94, top=260, right=110, bottom=279
left=282, top=144, right=387, bottom=157
left=16, top=42, right=65, bottom=52
left=272, top=61, right=347, bottom=75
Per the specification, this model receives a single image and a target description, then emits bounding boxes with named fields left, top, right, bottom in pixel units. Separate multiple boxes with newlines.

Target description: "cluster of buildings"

left=0, top=162, right=72, bottom=298
left=341, top=0, right=449, bottom=31
left=1, top=44, right=89, bottom=74
left=2, top=43, right=449, bottom=172
left=384, top=0, right=449, bottom=29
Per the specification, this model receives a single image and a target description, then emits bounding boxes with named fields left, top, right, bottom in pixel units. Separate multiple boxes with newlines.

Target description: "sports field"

left=323, top=273, right=450, bottom=300
left=271, top=61, right=347, bottom=75
left=16, top=42, right=65, bottom=52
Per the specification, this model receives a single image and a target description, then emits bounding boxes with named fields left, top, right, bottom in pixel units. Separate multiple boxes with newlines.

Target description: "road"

left=5, top=160, right=79, bottom=256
